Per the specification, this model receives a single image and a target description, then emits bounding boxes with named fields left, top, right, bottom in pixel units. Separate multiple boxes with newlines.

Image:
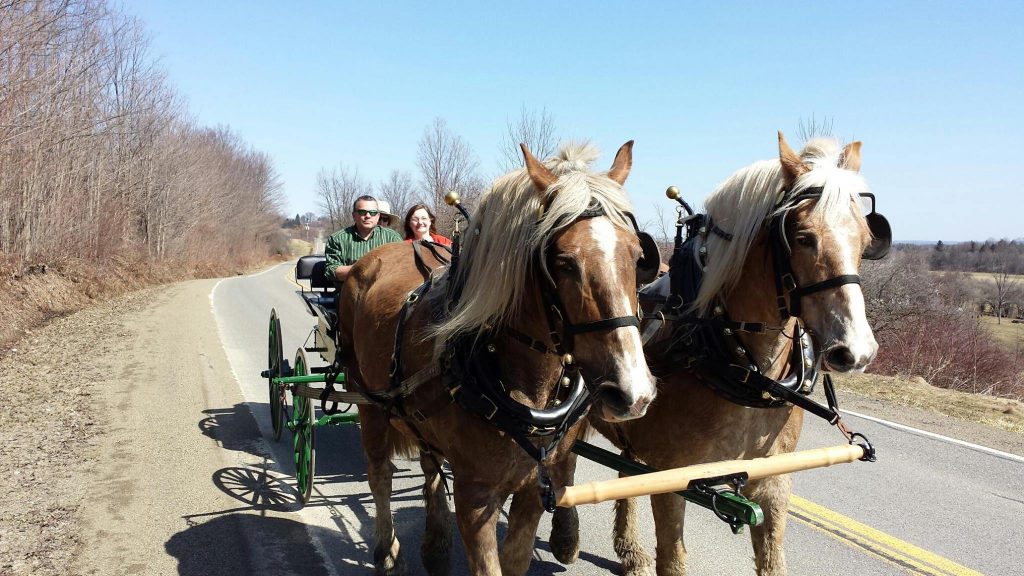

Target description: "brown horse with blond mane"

left=338, top=141, right=658, bottom=575
left=552, top=133, right=885, bottom=575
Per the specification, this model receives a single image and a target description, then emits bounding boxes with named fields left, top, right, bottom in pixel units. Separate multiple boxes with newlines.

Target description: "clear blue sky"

left=130, top=1, right=1023, bottom=242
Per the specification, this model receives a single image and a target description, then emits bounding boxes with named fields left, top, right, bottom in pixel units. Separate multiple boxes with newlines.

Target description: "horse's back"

left=339, top=242, right=438, bottom=393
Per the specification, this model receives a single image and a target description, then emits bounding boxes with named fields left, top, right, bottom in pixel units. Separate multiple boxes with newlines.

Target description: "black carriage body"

left=295, top=255, right=338, bottom=364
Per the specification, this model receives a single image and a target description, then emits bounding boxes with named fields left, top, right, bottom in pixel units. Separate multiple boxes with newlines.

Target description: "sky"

left=128, top=1, right=1024, bottom=243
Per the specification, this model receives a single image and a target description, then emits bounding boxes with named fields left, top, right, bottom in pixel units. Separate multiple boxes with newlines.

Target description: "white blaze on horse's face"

left=789, top=203, right=879, bottom=372
left=552, top=217, right=656, bottom=421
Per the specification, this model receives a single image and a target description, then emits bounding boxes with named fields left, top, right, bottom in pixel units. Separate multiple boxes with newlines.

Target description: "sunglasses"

left=354, top=209, right=380, bottom=217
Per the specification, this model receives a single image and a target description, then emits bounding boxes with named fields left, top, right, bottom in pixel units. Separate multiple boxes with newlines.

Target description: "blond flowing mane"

left=692, top=138, right=872, bottom=315
left=434, top=142, right=635, bottom=339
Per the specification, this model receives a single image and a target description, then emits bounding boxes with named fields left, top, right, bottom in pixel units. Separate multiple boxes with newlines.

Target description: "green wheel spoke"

left=267, top=310, right=286, bottom=441
left=291, top=348, right=316, bottom=505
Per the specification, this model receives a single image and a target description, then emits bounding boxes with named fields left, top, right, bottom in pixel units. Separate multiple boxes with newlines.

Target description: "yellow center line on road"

left=789, top=495, right=983, bottom=576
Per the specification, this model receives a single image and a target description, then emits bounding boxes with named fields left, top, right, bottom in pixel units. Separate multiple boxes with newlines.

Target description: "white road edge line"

left=208, top=272, right=341, bottom=576
left=841, top=408, right=1024, bottom=464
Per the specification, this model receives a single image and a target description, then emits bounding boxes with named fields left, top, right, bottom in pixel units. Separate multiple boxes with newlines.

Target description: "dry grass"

left=834, top=372, right=1024, bottom=434
left=0, top=253, right=284, bottom=353
left=979, top=315, right=1024, bottom=354
left=965, top=271, right=1024, bottom=284
left=287, top=238, right=313, bottom=257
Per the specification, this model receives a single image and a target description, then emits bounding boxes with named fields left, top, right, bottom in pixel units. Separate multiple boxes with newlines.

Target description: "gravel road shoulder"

left=1, top=279, right=328, bottom=576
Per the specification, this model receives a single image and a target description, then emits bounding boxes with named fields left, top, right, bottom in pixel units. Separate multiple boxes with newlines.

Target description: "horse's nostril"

left=826, top=347, right=856, bottom=370
left=594, top=383, right=630, bottom=415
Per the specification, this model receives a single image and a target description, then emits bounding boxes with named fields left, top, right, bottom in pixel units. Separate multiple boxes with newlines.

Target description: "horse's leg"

left=499, top=487, right=544, bottom=576
left=453, top=480, right=502, bottom=576
left=419, top=452, right=452, bottom=576
left=651, top=492, right=686, bottom=576
left=613, top=494, right=654, bottom=575
left=748, top=474, right=791, bottom=576
left=360, top=407, right=406, bottom=575
left=548, top=452, right=580, bottom=564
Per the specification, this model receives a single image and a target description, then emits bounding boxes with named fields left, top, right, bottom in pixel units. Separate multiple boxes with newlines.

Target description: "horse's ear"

left=778, top=131, right=809, bottom=187
left=607, top=140, right=634, bottom=185
left=521, top=143, right=556, bottom=195
left=840, top=141, right=862, bottom=173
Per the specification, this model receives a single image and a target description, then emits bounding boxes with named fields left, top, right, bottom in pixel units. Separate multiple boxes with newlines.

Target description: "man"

left=324, top=195, right=403, bottom=284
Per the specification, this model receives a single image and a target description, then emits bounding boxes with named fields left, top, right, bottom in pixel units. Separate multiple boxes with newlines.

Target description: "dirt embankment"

left=0, top=255, right=283, bottom=356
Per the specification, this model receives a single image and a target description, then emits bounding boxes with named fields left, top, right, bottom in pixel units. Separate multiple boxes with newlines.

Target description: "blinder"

left=636, top=231, right=662, bottom=285
left=861, top=193, right=891, bottom=260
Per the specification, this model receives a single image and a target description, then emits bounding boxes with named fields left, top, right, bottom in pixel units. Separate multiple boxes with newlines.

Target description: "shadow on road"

left=198, top=403, right=272, bottom=459
left=165, top=513, right=339, bottom=575
left=192, top=402, right=614, bottom=574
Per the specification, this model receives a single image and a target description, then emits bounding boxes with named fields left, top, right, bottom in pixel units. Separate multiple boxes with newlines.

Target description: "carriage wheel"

left=292, top=348, right=316, bottom=505
left=267, top=310, right=286, bottom=441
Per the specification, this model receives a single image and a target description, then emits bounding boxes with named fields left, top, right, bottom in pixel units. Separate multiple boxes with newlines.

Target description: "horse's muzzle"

left=593, top=382, right=653, bottom=422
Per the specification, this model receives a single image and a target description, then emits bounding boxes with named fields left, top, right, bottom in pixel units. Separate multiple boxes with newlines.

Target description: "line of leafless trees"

left=1, top=0, right=284, bottom=273
left=931, top=239, right=1024, bottom=274
left=316, top=108, right=555, bottom=235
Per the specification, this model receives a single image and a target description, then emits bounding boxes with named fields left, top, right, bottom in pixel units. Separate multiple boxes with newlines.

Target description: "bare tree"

left=0, top=0, right=285, bottom=272
left=316, top=163, right=372, bottom=231
left=497, top=106, right=558, bottom=172
left=377, top=169, right=419, bottom=220
left=797, top=115, right=835, bottom=142
left=860, top=251, right=939, bottom=337
left=416, top=117, right=480, bottom=215
left=991, top=271, right=1022, bottom=324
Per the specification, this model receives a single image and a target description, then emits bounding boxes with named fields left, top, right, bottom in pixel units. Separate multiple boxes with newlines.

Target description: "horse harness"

left=371, top=203, right=655, bottom=510
left=641, top=186, right=891, bottom=460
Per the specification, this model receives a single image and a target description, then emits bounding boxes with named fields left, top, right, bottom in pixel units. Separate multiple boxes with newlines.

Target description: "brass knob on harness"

left=561, top=353, right=574, bottom=366
left=444, top=190, right=461, bottom=206
left=666, top=186, right=681, bottom=200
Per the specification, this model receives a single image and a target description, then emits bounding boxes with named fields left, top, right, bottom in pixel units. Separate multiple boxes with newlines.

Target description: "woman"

left=402, top=204, right=452, bottom=246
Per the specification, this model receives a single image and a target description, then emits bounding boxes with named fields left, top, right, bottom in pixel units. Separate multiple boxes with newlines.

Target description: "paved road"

left=210, top=261, right=1023, bottom=575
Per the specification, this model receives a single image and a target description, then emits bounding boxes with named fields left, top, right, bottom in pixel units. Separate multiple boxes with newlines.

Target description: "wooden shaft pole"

left=557, top=443, right=865, bottom=508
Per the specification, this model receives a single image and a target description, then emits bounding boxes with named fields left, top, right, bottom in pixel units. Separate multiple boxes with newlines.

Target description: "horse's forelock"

left=435, top=142, right=634, bottom=340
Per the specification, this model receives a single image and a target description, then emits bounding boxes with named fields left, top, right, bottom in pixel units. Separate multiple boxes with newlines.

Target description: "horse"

left=338, top=141, right=659, bottom=575
left=552, top=133, right=885, bottom=575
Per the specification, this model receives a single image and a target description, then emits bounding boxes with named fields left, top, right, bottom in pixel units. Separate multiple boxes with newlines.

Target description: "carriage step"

left=305, top=347, right=328, bottom=353
left=260, top=370, right=270, bottom=378
left=310, top=366, right=332, bottom=373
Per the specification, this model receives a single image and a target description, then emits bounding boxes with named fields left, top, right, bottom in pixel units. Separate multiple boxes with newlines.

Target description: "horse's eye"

left=794, top=234, right=816, bottom=249
left=554, top=256, right=579, bottom=273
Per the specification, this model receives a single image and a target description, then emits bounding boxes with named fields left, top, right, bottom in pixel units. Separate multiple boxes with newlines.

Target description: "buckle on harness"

left=782, top=273, right=797, bottom=292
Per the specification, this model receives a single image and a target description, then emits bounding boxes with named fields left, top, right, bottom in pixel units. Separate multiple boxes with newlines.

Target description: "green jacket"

left=324, top=225, right=403, bottom=282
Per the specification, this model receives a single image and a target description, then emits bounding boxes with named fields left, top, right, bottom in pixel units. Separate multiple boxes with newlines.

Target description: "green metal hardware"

left=572, top=440, right=763, bottom=533
left=317, top=412, right=359, bottom=426
left=273, top=373, right=346, bottom=385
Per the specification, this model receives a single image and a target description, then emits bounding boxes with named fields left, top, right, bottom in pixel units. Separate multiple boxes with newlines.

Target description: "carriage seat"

left=295, top=255, right=338, bottom=324
left=296, top=255, right=335, bottom=290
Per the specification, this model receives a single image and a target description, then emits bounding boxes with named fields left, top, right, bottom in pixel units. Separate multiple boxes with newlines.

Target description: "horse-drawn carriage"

left=260, top=135, right=890, bottom=575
